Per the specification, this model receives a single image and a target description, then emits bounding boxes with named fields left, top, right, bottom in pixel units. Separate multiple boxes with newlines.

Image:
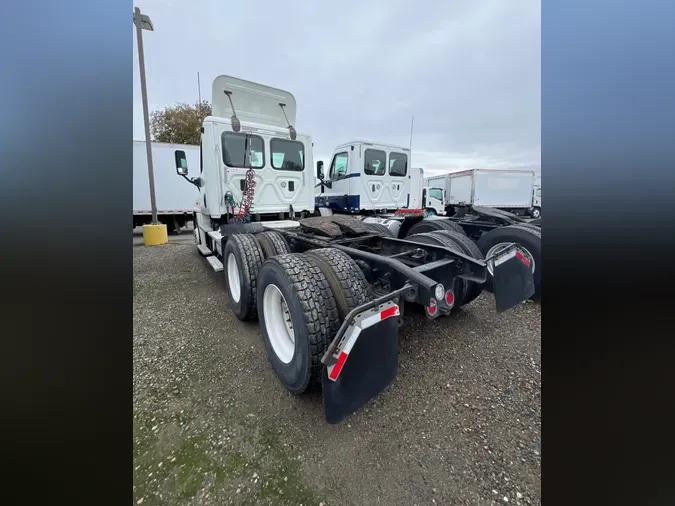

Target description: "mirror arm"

left=181, top=174, right=202, bottom=188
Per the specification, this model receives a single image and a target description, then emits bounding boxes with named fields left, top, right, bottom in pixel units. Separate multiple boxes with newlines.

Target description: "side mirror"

left=175, top=150, right=188, bottom=176
left=316, top=160, right=324, bottom=180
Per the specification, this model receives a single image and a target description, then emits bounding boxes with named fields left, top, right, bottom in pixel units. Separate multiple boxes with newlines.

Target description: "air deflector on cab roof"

left=211, top=75, right=297, bottom=130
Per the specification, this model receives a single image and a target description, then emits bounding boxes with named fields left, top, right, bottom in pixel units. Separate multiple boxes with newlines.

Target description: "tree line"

left=149, top=101, right=211, bottom=145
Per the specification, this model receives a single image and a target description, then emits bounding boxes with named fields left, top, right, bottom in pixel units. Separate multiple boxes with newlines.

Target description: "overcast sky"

left=133, top=0, right=540, bottom=177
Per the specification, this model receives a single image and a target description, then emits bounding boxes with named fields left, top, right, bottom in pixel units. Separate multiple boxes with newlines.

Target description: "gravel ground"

left=133, top=230, right=541, bottom=506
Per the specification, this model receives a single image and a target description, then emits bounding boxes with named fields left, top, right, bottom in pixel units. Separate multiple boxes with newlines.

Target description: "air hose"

left=225, top=168, right=256, bottom=224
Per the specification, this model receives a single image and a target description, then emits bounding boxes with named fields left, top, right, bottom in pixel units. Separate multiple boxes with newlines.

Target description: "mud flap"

left=322, top=314, right=399, bottom=424
left=492, top=248, right=536, bottom=312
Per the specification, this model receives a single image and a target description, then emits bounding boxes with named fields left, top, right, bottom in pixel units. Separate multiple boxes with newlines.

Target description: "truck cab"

left=315, top=141, right=411, bottom=213
left=175, top=76, right=315, bottom=239
left=421, top=186, right=445, bottom=215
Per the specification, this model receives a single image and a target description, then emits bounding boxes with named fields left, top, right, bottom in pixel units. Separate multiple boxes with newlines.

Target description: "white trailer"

left=445, top=169, right=535, bottom=216
left=133, top=140, right=200, bottom=231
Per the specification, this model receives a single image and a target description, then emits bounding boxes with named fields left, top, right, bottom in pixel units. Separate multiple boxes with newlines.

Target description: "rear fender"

left=321, top=300, right=400, bottom=424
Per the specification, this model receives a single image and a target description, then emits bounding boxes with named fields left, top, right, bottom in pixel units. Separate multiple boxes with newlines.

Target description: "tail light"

left=425, top=298, right=438, bottom=318
left=445, top=289, right=455, bottom=308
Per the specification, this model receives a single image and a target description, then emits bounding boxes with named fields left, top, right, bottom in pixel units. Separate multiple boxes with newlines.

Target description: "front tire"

left=530, top=207, right=541, bottom=219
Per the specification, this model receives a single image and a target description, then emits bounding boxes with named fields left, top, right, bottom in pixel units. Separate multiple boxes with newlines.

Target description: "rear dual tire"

left=425, top=230, right=485, bottom=306
left=364, top=223, right=394, bottom=237
left=224, top=234, right=265, bottom=321
left=476, top=225, right=541, bottom=299
left=404, top=218, right=468, bottom=238
left=406, top=231, right=483, bottom=309
left=257, top=249, right=371, bottom=394
left=255, top=231, right=291, bottom=259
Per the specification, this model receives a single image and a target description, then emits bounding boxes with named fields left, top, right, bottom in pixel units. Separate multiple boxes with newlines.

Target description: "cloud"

left=134, top=0, right=540, bottom=171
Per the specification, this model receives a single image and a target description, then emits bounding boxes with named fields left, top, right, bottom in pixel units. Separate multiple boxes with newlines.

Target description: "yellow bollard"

left=142, top=224, right=168, bottom=246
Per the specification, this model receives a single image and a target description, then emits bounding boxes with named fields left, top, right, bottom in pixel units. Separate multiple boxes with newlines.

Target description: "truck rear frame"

left=199, top=215, right=534, bottom=423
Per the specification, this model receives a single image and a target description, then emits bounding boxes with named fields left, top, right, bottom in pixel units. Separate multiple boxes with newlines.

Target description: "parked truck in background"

left=420, top=174, right=446, bottom=215
left=133, top=140, right=200, bottom=232
left=315, top=141, right=412, bottom=213
left=531, top=184, right=541, bottom=218
left=408, top=167, right=424, bottom=209
left=317, top=162, right=541, bottom=299
left=444, top=169, right=536, bottom=217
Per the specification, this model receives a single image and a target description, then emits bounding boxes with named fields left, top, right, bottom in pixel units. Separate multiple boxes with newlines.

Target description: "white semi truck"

left=315, top=141, right=413, bottom=213
left=173, top=75, right=535, bottom=424
left=133, top=140, right=200, bottom=232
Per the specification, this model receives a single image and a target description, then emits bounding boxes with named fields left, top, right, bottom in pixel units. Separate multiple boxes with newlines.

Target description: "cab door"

left=387, top=151, right=409, bottom=208
left=318, top=149, right=353, bottom=211
left=360, top=147, right=388, bottom=210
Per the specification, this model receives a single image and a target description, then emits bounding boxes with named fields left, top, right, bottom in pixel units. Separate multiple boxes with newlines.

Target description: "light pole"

left=133, top=7, right=158, bottom=226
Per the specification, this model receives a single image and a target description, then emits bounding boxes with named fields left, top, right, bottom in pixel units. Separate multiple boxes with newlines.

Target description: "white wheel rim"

left=486, top=242, right=536, bottom=276
left=263, top=284, right=295, bottom=364
left=227, top=254, right=241, bottom=303
left=533, top=209, right=541, bottom=218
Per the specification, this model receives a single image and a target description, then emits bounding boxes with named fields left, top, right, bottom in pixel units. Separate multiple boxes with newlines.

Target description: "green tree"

left=150, top=101, right=211, bottom=145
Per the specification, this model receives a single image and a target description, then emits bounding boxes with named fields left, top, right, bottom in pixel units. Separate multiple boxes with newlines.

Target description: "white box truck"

left=133, top=140, right=201, bottom=232
left=435, top=169, right=535, bottom=216
left=531, top=184, right=541, bottom=218
left=420, top=174, right=447, bottom=215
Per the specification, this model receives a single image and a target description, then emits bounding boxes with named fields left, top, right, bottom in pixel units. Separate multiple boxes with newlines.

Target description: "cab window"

left=329, top=152, right=349, bottom=179
left=429, top=188, right=443, bottom=200
left=271, top=138, right=304, bottom=171
left=389, top=152, right=408, bottom=177
left=364, top=149, right=386, bottom=176
left=221, top=132, right=264, bottom=168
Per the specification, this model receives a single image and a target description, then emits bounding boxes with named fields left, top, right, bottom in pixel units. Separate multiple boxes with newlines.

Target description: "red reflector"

left=445, top=290, right=455, bottom=306
left=515, top=250, right=531, bottom=267
left=427, top=299, right=438, bottom=315
left=329, top=351, right=349, bottom=381
left=380, top=306, right=399, bottom=320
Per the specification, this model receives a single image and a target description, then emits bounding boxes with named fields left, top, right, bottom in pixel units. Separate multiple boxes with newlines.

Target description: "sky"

left=133, top=0, right=540, bottom=178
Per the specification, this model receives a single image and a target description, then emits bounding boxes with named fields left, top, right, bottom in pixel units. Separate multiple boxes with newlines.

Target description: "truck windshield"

left=222, top=132, right=264, bottom=168
left=271, top=138, right=304, bottom=171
